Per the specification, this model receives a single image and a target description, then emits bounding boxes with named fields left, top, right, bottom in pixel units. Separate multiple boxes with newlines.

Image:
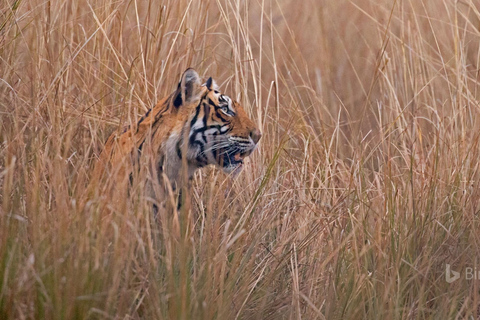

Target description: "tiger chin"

left=92, top=68, right=261, bottom=206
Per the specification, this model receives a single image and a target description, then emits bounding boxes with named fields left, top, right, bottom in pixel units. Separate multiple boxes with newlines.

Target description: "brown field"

left=1, top=0, right=480, bottom=319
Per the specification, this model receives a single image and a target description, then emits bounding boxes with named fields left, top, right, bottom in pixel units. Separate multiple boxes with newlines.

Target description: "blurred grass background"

left=1, top=0, right=480, bottom=318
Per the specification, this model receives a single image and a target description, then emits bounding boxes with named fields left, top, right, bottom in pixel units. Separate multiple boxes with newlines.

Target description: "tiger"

left=92, top=68, right=261, bottom=210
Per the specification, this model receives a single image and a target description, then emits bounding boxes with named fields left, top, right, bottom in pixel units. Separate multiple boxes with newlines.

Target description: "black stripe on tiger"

left=189, top=125, right=224, bottom=141
left=214, top=109, right=230, bottom=123
left=205, top=97, right=230, bottom=123
left=135, top=108, right=152, bottom=132
left=136, top=95, right=172, bottom=133
left=201, top=102, right=210, bottom=144
left=176, top=140, right=182, bottom=159
left=189, top=101, right=202, bottom=129
left=193, top=140, right=208, bottom=166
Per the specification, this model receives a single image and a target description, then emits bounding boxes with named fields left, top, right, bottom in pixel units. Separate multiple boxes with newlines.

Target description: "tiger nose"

left=250, top=128, right=262, bottom=144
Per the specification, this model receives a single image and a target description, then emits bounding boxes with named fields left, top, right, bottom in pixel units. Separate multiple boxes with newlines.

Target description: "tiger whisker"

left=199, top=142, right=233, bottom=155
left=216, top=147, right=244, bottom=157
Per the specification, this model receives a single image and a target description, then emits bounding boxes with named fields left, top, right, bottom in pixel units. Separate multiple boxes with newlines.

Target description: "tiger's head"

left=173, top=69, right=261, bottom=175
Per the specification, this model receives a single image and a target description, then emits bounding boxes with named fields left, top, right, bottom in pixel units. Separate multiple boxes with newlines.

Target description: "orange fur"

left=92, top=68, right=261, bottom=208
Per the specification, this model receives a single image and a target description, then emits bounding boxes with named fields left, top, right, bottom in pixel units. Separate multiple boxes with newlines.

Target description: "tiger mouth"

left=220, top=151, right=249, bottom=171
left=225, top=152, right=246, bottom=167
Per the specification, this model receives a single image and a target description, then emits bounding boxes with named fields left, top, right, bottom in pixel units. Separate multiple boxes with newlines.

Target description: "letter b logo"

left=446, top=264, right=460, bottom=283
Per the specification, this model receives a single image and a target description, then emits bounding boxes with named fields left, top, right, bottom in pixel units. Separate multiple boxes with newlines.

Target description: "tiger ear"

left=173, top=68, right=201, bottom=108
left=205, top=77, right=219, bottom=91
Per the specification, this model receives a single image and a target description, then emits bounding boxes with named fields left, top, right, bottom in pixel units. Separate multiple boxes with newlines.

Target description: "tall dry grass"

left=1, top=0, right=480, bottom=318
